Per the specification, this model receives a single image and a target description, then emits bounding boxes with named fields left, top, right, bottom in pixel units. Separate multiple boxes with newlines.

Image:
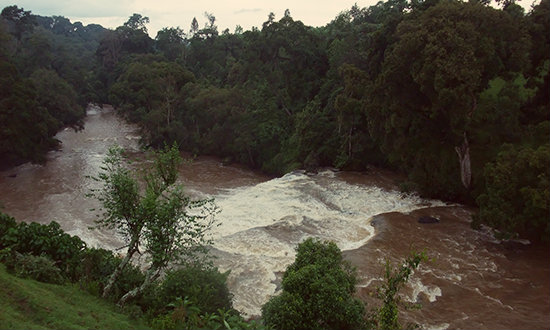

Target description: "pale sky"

left=0, top=0, right=538, bottom=37
left=0, top=0, right=382, bottom=37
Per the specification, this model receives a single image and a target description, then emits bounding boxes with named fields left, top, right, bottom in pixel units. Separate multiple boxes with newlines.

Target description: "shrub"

left=149, top=297, right=264, bottom=330
left=261, top=238, right=365, bottom=330
left=13, top=253, right=65, bottom=284
left=78, top=248, right=116, bottom=285
left=0, top=212, right=17, bottom=238
left=0, top=219, right=86, bottom=280
left=0, top=213, right=145, bottom=294
left=77, top=247, right=145, bottom=301
left=122, top=304, right=144, bottom=320
left=155, top=265, right=233, bottom=315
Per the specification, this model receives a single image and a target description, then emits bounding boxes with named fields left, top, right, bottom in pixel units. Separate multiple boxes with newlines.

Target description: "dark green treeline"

left=1, top=0, right=548, bottom=241
left=0, top=6, right=107, bottom=165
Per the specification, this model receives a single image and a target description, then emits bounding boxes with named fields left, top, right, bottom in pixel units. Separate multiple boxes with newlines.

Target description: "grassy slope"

left=0, top=264, right=150, bottom=330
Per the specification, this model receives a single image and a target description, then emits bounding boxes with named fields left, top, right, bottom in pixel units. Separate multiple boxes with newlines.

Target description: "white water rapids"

left=196, top=170, right=448, bottom=316
left=1, top=106, right=548, bottom=329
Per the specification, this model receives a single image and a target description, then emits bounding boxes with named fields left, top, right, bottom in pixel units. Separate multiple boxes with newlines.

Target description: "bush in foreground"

left=155, top=265, right=233, bottom=314
left=262, top=238, right=365, bottom=330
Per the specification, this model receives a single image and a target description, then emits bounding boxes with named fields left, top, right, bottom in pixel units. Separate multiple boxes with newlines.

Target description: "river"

left=0, top=105, right=548, bottom=329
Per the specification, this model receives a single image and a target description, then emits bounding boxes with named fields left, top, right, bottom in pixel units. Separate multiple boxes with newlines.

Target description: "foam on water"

left=407, top=277, right=443, bottom=303
left=425, top=323, right=450, bottom=330
left=209, top=170, right=448, bottom=316
left=473, top=288, right=514, bottom=311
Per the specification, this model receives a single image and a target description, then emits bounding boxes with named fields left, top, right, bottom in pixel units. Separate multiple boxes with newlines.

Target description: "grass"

left=0, top=264, right=151, bottom=330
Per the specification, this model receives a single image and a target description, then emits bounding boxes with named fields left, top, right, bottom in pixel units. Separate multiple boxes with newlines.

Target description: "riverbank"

left=0, top=264, right=150, bottom=330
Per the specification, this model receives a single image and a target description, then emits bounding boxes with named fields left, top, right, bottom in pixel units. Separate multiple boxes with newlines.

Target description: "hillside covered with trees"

left=1, top=0, right=548, bottom=241
left=0, top=6, right=106, bottom=165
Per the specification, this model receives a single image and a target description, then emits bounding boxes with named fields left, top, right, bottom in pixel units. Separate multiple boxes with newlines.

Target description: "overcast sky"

left=0, top=0, right=385, bottom=36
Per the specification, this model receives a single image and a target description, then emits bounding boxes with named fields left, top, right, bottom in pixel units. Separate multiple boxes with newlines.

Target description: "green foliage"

left=0, top=212, right=146, bottom=300
left=90, top=145, right=141, bottom=235
left=78, top=247, right=145, bottom=300
left=0, top=217, right=86, bottom=281
left=364, top=0, right=532, bottom=200
left=89, top=143, right=217, bottom=304
left=474, top=143, right=550, bottom=240
left=29, top=68, right=85, bottom=129
left=527, top=0, right=550, bottom=74
left=262, top=240, right=426, bottom=330
left=95, top=13, right=153, bottom=72
left=0, top=6, right=100, bottom=167
left=149, top=297, right=264, bottom=330
left=287, top=99, right=340, bottom=171
left=471, top=74, right=535, bottom=151
left=108, top=57, right=195, bottom=145
left=0, top=67, right=60, bottom=165
left=3, top=2, right=547, bottom=327
left=1, top=5, right=35, bottom=39
left=0, top=212, right=17, bottom=238
left=0, top=212, right=146, bottom=293
left=155, top=266, right=233, bottom=315
left=370, top=252, right=426, bottom=330
left=156, top=27, right=186, bottom=61
left=0, top=214, right=244, bottom=329
left=11, top=253, right=65, bottom=284
left=140, top=143, right=217, bottom=271
left=262, top=238, right=365, bottom=330
left=145, top=265, right=263, bottom=330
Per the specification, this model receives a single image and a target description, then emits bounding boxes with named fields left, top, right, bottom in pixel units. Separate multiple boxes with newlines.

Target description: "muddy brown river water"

left=1, top=105, right=548, bottom=329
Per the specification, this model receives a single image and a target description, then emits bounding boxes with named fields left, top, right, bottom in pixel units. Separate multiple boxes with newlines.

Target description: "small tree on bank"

left=88, top=143, right=217, bottom=304
left=261, top=238, right=365, bottom=330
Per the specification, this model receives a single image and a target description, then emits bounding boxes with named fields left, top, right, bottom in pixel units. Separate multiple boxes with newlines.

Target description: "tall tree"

left=189, top=17, right=199, bottom=37
left=0, top=5, right=35, bottom=39
left=155, top=27, right=186, bottom=61
left=123, top=13, right=149, bottom=34
left=199, top=12, right=218, bottom=39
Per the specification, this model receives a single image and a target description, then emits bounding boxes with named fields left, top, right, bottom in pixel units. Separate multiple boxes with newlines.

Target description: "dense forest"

left=0, top=6, right=106, bottom=165
left=0, top=0, right=548, bottom=242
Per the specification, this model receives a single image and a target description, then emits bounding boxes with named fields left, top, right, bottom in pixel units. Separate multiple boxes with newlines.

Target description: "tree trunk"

left=117, top=266, right=160, bottom=306
left=455, top=132, right=471, bottom=189
left=102, top=237, right=138, bottom=298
